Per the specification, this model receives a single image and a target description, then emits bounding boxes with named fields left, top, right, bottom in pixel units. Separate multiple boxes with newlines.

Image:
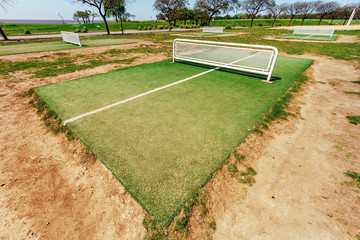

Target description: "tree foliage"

left=267, top=3, right=286, bottom=27
left=73, top=10, right=92, bottom=24
left=194, top=0, right=236, bottom=25
left=316, top=1, right=339, bottom=25
left=242, top=0, right=274, bottom=27
left=284, top=2, right=302, bottom=26
left=74, top=0, right=131, bottom=34
left=297, top=1, right=322, bottom=26
left=153, top=0, right=188, bottom=31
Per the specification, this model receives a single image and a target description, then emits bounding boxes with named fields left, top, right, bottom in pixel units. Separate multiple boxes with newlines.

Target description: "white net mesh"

left=203, top=27, right=223, bottom=33
left=61, top=31, right=82, bottom=46
left=174, top=41, right=274, bottom=72
left=293, top=27, right=334, bottom=36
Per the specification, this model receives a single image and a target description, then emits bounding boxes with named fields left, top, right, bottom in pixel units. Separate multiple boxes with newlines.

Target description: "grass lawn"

left=0, top=18, right=353, bottom=36
left=33, top=56, right=313, bottom=225
left=279, top=34, right=340, bottom=41
left=0, top=39, right=133, bottom=55
left=186, top=32, right=232, bottom=36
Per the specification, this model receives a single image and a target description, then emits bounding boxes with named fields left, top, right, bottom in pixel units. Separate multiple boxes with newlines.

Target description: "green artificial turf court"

left=33, top=56, right=313, bottom=225
left=279, top=34, right=339, bottom=41
left=0, top=39, right=133, bottom=56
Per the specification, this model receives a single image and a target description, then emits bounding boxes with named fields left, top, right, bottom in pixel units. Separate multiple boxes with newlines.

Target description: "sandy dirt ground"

left=264, top=34, right=358, bottom=44
left=0, top=42, right=359, bottom=239
left=172, top=32, right=247, bottom=38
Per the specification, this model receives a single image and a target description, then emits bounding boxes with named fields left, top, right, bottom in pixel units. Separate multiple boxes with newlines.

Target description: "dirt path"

left=187, top=55, right=360, bottom=240
left=0, top=50, right=359, bottom=239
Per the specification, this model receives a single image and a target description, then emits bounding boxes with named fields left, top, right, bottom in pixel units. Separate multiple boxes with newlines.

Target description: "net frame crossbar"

left=292, top=27, right=335, bottom=37
left=172, top=38, right=279, bottom=82
left=61, top=31, right=82, bottom=47
left=203, top=27, right=224, bottom=33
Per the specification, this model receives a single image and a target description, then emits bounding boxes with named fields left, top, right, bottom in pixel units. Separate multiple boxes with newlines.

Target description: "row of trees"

left=154, top=0, right=359, bottom=30
left=73, top=0, right=133, bottom=35
left=73, top=10, right=99, bottom=24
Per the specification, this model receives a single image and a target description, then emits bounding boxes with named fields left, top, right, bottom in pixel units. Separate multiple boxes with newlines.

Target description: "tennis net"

left=173, top=39, right=279, bottom=82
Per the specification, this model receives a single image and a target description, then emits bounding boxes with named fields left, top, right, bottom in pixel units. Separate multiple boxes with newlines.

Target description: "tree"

left=241, top=0, right=274, bottom=27
left=73, top=10, right=91, bottom=24
left=74, top=0, right=115, bottom=34
left=153, top=0, right=188, bottom=31
left=123, top=12, right=135, bottom=21
left=340, top=4, right=358, bottom=25
left=91, top=12, right=99, bottom=23
left=0, top=0, right=15, bottom=40
left=316, top=1, right=339, bottom=25
left=194, top=0, right=236, bottom=26
left=107, top=2, right=126, bottom=34
left=284, top=2, right=302, bottom=26
left=267, top=3, right=286, bottom=27
left=328, top=6, right=342, bottom=25
left=194, top=8, right=210, bottom=26
left=179, top=8, right=195, bottom=25
left=298, top=1, right=321, bottom=26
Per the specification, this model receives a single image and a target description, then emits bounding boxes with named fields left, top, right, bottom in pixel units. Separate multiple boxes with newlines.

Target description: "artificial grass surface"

left=0, top=39, right=132, bottom=55
left=34, top=57, right=313, bottom=225
left=279, top=34, right=339, bottom=41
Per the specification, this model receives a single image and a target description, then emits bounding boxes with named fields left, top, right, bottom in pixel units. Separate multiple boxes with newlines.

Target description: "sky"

left=0, top=0, right=358, bottom=21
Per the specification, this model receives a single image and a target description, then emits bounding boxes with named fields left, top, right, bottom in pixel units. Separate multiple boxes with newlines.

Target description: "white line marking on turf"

left=63, top=53, right=260, bottom=125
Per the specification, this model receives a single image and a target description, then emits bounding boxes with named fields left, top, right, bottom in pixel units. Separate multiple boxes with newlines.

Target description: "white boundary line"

left=63, top=54, right=260, bottom=125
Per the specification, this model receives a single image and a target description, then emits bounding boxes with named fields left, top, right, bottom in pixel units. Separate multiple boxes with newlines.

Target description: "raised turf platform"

left=0, top=39, right=132, bottom=56
left=33, top=56, right=313, bottom=225
left=279, top=34, right=339, bottom=41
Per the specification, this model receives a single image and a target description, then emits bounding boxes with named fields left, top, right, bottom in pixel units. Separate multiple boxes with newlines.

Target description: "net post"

left=265, top=47, right=279, bottom=83
left=171, top=39, right=176, bottom=63
left=77, top=34, right=82, bottom=47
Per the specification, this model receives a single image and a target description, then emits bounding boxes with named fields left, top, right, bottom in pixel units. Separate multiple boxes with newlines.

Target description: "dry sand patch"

left=0, top=48, right=359, bottom=239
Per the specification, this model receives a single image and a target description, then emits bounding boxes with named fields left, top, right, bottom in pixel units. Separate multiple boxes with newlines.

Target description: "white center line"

left=63, top=53, right=261, bottom=125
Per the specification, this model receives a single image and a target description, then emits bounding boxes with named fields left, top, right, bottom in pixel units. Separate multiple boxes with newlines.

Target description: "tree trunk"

left=318, top=16, right=324, bottom=25
left=0, top=26, right=8, bottom=40
left=272, top=16, right=277, bottom=27
left=100, top=14, right=110, bottom=34
left=250, top=16, right=254, bottom=27
left=301, top=15, right=306, bottom=26
left=329, top=17, right=335, bottom=25
left=288, top=16, right=294, bottom=26
left=168, top=19, right=172, bottom=32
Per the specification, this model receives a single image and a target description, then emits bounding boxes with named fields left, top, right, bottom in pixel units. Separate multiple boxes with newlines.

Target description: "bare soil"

left=0, top=42, right=359, bottom=239
left=264, top=35, right=358, bottom=44
left=173, top=32, right=247, bottom=38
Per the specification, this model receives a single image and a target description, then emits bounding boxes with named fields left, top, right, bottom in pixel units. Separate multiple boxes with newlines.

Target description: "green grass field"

left=186, top=32, right=231, bottom=36
left=279, top=34, right=339, bottom=41
left=33, top=56, right=313, bottom=225
left=0, top=18, right=355, bottom=36
left=0, top=39, right=132, bottom=55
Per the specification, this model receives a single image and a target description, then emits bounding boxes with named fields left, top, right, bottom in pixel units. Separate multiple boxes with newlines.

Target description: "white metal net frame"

left=172, top=39, right=279, bottom=82
left=203, top=27, right=224, bottom=33
left=292, top=27, right=335, bottom=37
left=61, top=31, right=82, bottom=47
